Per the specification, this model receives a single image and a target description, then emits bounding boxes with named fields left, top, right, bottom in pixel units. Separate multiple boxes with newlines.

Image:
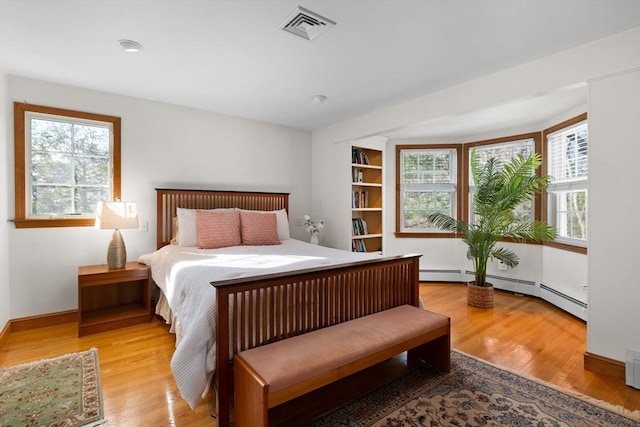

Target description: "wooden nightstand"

left=78, top=262, right=151, bottom=336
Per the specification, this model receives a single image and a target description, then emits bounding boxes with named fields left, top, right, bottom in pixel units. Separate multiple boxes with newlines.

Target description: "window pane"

left=74, top=124, right=110, bottom=156
left=31, top=118, right=73, bottom=152
left=75, top=156, right=109, bottom=186
left=32, top=152, right=72, bottom=184
left=32, top=186, right=73, bottom=215
left=75, top=187, right=110, bottom=214
left=403, top=191, right=453, bottom=229
left=553, top=190, right=587, bottom=241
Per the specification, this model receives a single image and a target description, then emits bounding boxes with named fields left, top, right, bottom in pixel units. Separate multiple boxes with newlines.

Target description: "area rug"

left=307, top=350, right=640, bottom=427
left=0, top=348, right=104, bottom=427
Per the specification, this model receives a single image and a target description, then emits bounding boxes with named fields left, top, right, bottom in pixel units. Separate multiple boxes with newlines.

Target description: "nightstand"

left=78, top=262, right=151, bottom=336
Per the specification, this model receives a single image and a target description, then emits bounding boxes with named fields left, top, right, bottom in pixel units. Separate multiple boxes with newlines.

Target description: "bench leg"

left=407, top=333, right=451, bottom=372
left=234, top=355, right=269, bottom=427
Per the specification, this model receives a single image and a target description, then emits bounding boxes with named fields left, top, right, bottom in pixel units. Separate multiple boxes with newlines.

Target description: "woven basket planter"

left=467, top=282, right=494, bottom=308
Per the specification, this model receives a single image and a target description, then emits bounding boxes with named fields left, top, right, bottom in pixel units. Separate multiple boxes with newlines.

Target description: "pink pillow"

left=196, top=210, right=241, bottom=249
left=240, top=211, right=281, bottom=246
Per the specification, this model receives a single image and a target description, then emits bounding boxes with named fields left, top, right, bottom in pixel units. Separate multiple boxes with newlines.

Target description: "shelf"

left=82, top=303, right=149, bottom=325
left=352, top=163, right=382, bottom=170
left=352, top=208, right=382, bottom=212
left=351, top=182, right=382, bottom=187
left=351, top=233, right=382, bottom=239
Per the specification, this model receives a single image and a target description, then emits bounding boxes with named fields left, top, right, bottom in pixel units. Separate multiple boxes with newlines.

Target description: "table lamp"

left=95, top=201, right=139, bottom=269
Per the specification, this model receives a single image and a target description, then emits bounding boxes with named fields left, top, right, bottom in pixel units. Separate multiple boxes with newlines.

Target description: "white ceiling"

left=1, top=0, right=639, bottom=136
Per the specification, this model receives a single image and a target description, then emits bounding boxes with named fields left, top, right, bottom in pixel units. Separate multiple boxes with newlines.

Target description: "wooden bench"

left=233, top=304, right=451, bottom=427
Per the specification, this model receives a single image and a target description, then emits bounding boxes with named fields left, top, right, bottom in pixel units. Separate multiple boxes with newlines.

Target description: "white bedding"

left=138, top=239, right=380, bottom=409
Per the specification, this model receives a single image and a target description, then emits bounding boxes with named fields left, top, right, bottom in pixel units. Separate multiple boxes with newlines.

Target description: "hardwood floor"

left=1, top=282, right=638, bottom=426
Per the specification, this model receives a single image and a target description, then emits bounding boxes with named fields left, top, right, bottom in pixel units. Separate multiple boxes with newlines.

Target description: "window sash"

left=548, top=190, right=587, bottom=245
left=547, top=122, right=588, bottom=184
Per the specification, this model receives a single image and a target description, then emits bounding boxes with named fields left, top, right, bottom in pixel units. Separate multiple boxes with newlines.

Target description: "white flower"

left=303, top=215, right=325, bottom=235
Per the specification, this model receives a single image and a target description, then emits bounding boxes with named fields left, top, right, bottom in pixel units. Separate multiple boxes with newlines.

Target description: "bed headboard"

left=156, top=188, right=290, bottom=249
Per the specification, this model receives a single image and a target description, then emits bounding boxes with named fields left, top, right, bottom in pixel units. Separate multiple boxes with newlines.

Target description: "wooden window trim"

left=541, top=113, right=588, bottom=255
left=13, top=102, right=121, bottom=228
left=395, top=143, right=463, bottom=238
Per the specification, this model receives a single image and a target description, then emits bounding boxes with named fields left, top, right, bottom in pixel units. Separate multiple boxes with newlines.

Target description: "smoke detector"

left=279, top=6, right=336, bottom=41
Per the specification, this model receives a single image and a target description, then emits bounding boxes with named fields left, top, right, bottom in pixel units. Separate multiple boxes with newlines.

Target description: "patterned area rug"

left=307, top=350, right=640, bottom=427
left=0, top=348, right=103, bottom=427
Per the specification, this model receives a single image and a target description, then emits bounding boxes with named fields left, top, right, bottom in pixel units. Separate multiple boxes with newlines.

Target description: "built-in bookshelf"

left=351, top=146, right=382, bottom=253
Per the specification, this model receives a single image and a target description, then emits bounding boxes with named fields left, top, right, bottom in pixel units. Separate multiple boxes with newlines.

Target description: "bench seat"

left=234, top=304, right=451, bottom=427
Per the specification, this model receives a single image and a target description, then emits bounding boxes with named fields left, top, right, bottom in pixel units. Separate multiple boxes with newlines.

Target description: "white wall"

left=588, top=68, right=640, bottom=361
left=0, top=68, right=9, bottom=329
left=312, top=28, right=640, bottom=360
left=4, top=76, right=312, bottom=320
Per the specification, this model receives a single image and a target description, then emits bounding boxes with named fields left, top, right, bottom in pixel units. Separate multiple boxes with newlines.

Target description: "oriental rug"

left=0, top=348, right=104, bottom=427
left=307, top=350, right=640, bottom=427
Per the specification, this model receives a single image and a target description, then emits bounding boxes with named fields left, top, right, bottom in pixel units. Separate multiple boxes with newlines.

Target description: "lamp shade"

left=95, top=201, right=139, bottom=230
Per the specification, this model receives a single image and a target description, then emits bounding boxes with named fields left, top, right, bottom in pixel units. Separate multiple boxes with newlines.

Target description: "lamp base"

left=107, top=229, right=127, bottom=269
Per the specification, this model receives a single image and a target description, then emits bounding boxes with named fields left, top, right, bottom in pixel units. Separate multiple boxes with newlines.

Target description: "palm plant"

left=428, top=150, right=556, bottom=287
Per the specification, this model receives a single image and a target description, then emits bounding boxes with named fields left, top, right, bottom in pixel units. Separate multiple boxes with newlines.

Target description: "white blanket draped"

left=138, top=239, right=379, bottom=408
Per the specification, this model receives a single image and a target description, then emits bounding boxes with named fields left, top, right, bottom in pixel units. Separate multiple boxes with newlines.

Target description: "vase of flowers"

left=303, top=215, right=325, bottom=245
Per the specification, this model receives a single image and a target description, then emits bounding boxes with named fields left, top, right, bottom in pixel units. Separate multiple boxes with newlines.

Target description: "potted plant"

left=427, top=150, right=556, bottom=308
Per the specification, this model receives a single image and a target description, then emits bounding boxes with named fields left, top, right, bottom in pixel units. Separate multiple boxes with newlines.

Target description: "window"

left=466, top=134, right=540, bottom=225
left=14, top=102, right=121, bottom=228
left=544, top=114, right=588, bottom=250
left=396, top=145, right=461, bottom=235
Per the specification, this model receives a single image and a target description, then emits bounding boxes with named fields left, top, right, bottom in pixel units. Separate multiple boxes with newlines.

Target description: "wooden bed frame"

left=155, top=188, right=421, bottom=427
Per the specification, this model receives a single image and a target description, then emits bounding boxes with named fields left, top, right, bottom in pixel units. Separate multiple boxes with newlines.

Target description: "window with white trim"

left=14, top=103, right=121, bottom=228
left=469, top=137, right=536, bottom=224
left=546, top=121, right=588, bottom=245
left=398, top=147, right=458, bottom=232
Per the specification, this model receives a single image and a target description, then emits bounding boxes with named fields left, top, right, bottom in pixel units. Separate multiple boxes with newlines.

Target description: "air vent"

left=279, top=6, right=336, bottom=41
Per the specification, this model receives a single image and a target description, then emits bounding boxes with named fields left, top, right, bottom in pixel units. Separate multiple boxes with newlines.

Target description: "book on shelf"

left=351, top=148, right=370, bottom=165
left=352, top=238, right=367, bottom=252
left=351, top=218, right=369, bottom=236
left=352, top=168, right=363, bottom=183
left=352, top=190, right=368, bottom=208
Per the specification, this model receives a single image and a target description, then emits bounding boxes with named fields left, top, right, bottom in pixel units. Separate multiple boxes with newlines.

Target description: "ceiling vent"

left=279, top=6, right=336, bottom=41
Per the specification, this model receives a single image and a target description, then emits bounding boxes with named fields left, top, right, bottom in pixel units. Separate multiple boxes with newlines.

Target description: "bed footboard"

left=212, top=253, right=421, bottom=427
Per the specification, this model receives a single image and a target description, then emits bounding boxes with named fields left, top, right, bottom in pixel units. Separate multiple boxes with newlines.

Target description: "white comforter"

left=138, top=239, right=379, bottom=408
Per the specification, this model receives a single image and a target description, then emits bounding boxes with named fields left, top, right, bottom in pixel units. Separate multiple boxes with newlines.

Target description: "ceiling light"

left=312, top=95, right=328, bottom=103
left=118, top=39, right=143, bottom=52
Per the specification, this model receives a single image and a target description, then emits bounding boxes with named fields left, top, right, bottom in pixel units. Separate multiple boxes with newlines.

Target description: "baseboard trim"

left=0, top=321, right=10, bottom=348
left=584, top=351, right=625, bottom=381
left=9, top=310, right=78, bottom=333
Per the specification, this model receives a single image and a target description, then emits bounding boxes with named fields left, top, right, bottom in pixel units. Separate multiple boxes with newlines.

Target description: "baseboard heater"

left=626, top=349, right=640, bottom=389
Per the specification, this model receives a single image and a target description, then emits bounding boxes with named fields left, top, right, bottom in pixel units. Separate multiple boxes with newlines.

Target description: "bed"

left=140, top=188, right=421, bottom=427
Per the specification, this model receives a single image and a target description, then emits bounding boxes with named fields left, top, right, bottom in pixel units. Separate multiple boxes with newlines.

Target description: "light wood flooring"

left=1, top=282, right=639, bottom=426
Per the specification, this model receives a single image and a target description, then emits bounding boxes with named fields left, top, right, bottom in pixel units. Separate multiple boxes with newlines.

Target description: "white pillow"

left=237, top=208, right=290, bottom=240
left=275, top=209, right=291, bottom=240
left=176, top=207, right=235, bottom=247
